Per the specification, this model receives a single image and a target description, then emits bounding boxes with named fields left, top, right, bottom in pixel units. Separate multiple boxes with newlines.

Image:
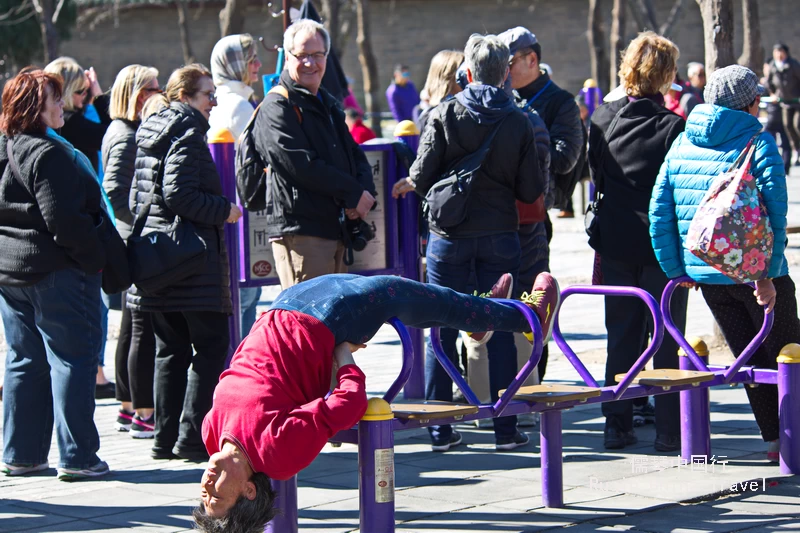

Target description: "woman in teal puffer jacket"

left=649, top=65, right=798, bottom=462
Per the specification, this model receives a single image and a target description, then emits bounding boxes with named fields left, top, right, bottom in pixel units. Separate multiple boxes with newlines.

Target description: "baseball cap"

left=498, top=27, right=538, bottom=61
left=704, top=64, right=766, bottom=110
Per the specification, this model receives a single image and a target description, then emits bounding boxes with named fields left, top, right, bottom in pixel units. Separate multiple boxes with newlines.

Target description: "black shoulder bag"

left=6, top=138, right=131, bottom=294
left=425, top=113, right=511, bottom=230
left=584, top=104, right=626, bottom=250
left=126, top=145, right=208, bottom=294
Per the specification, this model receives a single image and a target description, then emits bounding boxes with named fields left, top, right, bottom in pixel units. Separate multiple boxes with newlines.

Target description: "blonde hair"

left=422, top=50, right=465, bottom=106
left=141, top=93, right=168, bottom=121
left=164, top=63, right=213, bottom=103
left=44, top=57, right=86, bottom=112
left=618, top=31, right=680, bottom=97
left=109, top=65, right=159, bottom=121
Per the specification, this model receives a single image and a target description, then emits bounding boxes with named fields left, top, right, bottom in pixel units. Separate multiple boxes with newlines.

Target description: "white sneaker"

left=2, top=463, right=49, bottom=476
left=57, top=460, right=109, bottom=481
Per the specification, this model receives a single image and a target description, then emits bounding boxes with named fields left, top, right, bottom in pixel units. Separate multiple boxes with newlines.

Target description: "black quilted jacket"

left=102, top=119, right=138, bottom=240
left=127, top=103, right=232, bottom=314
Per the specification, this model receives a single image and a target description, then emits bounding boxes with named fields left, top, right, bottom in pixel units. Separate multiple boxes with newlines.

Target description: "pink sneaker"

left=464, top=273, right=514, bottom=345
left=520, top=272, right=561, bottom=344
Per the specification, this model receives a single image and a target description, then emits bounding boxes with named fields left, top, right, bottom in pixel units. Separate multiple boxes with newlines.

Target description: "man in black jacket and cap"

left=254, top=19, right=376, bottom=289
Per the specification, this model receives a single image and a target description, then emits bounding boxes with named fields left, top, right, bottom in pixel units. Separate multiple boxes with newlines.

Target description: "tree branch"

left=659, top=0, right=684, bottom=37
left=51, top=0, right=65, bottom=23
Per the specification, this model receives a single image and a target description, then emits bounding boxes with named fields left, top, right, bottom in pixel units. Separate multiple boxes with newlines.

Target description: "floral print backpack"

left=686, top=137, right=773, bottom=283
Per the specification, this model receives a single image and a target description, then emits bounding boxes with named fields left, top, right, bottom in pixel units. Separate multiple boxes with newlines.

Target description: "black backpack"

left=235, top=85, right=301, bottom=211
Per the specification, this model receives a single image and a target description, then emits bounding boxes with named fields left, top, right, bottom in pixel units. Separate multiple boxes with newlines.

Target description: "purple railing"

left=381, top=318, right=416, bottom=404
left=551, top=285, right=663, bottom=398
left=429, top=298, right=543, bottom=418
left=662, top=277, right=774, bottom=382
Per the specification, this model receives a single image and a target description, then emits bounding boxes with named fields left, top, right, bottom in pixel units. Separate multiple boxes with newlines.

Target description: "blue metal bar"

left=382, top=318, right=415, bottom=404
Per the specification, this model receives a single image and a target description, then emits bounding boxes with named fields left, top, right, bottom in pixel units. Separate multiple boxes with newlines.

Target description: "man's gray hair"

left=283, top=19, right=330, bottom=55
left=687, top=61, right=705, bottom=78
left=464, top=34, right=510, bottom=87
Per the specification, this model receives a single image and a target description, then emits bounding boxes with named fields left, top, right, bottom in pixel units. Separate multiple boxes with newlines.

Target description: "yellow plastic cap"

left=584, top=78, right=597, bottom=89
left=394, top=120, right=419, bottom=137
left=208, top=128, right=236, bottom=144
left=361, top=398, right=394, bottom=421
left=778, top=343, right=800, bottom=364
left=678, top=337, right=709, bottom=357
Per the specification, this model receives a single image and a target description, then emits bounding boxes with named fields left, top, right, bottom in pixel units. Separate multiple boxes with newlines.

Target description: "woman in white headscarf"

left=208, top=33, right=263, bottom=339
left=209, top=34, right=262, bottom=140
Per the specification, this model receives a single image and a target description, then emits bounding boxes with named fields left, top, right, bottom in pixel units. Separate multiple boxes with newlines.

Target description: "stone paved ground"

left=2, top=169, right=800, bottom=532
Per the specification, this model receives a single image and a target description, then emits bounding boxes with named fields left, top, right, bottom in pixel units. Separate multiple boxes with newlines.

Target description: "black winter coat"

left=60, top=93, right=112, bottom=170
left=254, top=70, right=376, bottom=241
left=767, top=58, right=800, bottom=106
left=127, top=103, right=232, bottom=314
left=0, top=133, right=105, bottom=286
left=410, top=89, right=543, bottom=239
left=102, top=119, right=139, bottom=240
left=517, top=74, right=584, bottom=207
left=588, top=96, right=685, bottom=265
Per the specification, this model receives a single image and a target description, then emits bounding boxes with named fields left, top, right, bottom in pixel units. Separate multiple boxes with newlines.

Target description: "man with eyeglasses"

left=252, top=19, right=376, bottom=289
left=498, top=27, right=584, bottom=382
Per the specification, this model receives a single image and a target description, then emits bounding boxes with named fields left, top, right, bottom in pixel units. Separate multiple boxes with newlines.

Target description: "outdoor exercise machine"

left=265, top=279, right=800, bottom=532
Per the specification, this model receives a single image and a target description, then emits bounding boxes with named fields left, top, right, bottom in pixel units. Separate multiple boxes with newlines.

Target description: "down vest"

left=127, top=102, right=232, bottom=313
left=649, top=104, right=788, bottom=284
left=102, top=119, right=139, bottom=240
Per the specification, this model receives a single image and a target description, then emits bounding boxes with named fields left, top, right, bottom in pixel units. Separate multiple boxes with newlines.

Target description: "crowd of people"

left=0, top=13, right=798, bottom=533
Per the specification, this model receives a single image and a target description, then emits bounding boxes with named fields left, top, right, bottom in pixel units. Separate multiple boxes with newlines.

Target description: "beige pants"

left=271, top=235, right=346, bottom=289
left=465, top=332, right=539, bottom=403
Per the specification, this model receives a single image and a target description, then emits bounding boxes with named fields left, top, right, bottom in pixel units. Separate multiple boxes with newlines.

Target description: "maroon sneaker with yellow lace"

left=464, top=273, right=514, bottom=345
left=521, top=272, right=561, bottom=344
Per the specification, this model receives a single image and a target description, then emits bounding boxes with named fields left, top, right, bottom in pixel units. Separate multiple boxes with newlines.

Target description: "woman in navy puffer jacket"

left=650, top=65, right=797, bottom=462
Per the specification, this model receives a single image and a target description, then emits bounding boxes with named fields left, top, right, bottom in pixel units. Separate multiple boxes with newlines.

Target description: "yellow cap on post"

left=208, top=128, right=236, bottom=144
left=777, top=343, right=800, bottom=364
left=394, top=120, right=419, bottom=137
left=361, top=398, right=394, bottom=421
left=678, top=337, right=709, bottom=357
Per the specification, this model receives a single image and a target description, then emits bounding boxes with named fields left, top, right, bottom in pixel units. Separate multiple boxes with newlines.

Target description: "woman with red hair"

left=0, top=68, right=110, bottom=481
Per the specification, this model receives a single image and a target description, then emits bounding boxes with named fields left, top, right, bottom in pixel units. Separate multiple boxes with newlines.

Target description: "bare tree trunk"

left=609, top=0, right=626, bottom=92
left=658, top=0, right=684, bottom=38
left=695, top=0, right=735, bottom=74
left=32, top=0, right=59, bottom=63
left=738, top=0, right=764, bottom=72
left=176, top=1, right=195, bottom=64
left=588, top=0, right=610, bottom=93
left=320, top=0, right=341, bottom=54
left=355, top=0, right=381, bottom=134
left=219, top=0, right=245, bottom=37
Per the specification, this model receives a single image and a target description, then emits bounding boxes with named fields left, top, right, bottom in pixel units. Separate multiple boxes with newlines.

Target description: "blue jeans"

left=239, top=287, right=261, bottom=338
left=271, top=274, right=529, bottom=345
left=425, top=232, right=521, bottom=441
left=0, top=269, right=103, bottom=469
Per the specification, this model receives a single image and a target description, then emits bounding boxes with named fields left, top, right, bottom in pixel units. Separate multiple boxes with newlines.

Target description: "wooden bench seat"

left=390, top=401, right=479, bottom=420
left=499, top=384, right=602, bottom=404
left=615, top=369, right=715, bottom=390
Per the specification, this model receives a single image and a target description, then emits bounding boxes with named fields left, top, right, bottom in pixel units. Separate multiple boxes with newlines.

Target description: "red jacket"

left=349, top=119, right=377, bottom=144
left=202, top=310, right=368, bottom=480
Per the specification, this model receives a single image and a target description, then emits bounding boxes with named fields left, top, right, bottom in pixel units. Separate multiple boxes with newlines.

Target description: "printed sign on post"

left=246, top=208, right=279, bottom=281
left=349, top=150, right=388, bottom=272
left=374, top=448, right=395, bottom=503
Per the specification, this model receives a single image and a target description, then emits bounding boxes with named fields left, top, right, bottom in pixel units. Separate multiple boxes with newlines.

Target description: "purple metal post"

left=777, top=345, right=800, bottom=474
left=680, top=348, right=711, bottom=462
left=394, top=124, right=425, bottom=400
left=540, top=410, right=564, bottom=508
left=382, top=318, right=415, bottom=404
left=264, top=477, right=298, bottom=533
left=359, top=401, right=396, bottom=531
left=209, top=131, right=242, bottom=356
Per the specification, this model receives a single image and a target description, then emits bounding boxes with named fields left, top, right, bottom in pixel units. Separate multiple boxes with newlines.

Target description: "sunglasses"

left=143, top=87, right=164, bottom=94
left=75, top=86, right=89, bottom=97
